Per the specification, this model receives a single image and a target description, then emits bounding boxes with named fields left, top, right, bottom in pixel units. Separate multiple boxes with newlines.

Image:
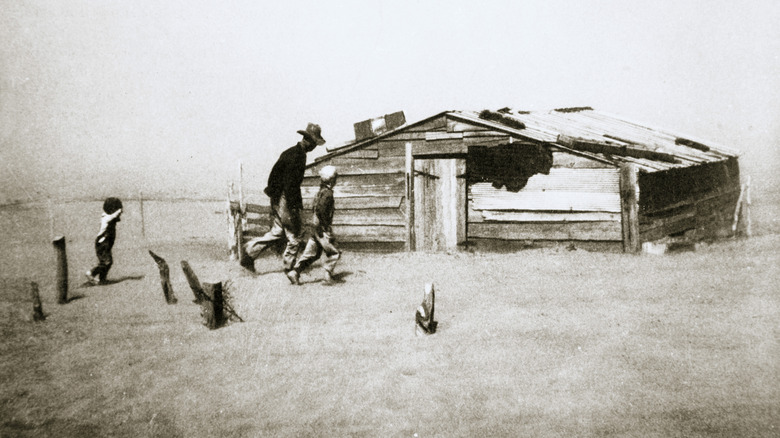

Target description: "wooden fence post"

left=181, top=260, right=207, bottom=303
left=30, top=281, right=45, bottom=321
left=239, top=161, right=245, bottom=218
left=619, top=163, right=640, bottom=253
left=227, top=182, right=237, bottom=260
left=202, top=282, right=225, bottom=330
left=236, top=211, right=247, bottom=266
left=415, top=283, right=437, bottom=336
left=52, top=236, right=68, bottom=304
left=405, top=142, right=415, bottom=251
left=745, top=175, right=752, bottom=237
left=149, top=251, right=177, bottom=304
left=236, top=161, right=248, bottom=264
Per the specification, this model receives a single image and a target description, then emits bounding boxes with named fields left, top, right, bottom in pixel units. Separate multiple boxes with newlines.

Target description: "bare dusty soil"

left=0, top=200, right=778, bottom=437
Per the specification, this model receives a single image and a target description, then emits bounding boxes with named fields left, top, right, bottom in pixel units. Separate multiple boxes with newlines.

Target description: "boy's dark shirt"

left=103, top=221, right=118, bottom=247
left=313, top=183, right=335, bottom=232
left=264, top=143, right=307, bottom=210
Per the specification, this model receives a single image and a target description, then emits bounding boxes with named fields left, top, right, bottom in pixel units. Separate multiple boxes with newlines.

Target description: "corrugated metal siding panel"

left=470, top=187, right=621, bottom=212
left=479, top=211, right=621, bottom=222
left=516, top=168, right=620, bottom=192
left=469, top=168, right=620, bottom=212
left=470, top=168, right=621, bottom=212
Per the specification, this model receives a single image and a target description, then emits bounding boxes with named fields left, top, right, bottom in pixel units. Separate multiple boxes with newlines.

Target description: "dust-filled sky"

left=1, top=0, right=778, bottom=204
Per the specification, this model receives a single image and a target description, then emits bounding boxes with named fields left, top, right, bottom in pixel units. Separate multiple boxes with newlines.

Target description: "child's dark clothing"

left=88, top=204, right=122, bottom=283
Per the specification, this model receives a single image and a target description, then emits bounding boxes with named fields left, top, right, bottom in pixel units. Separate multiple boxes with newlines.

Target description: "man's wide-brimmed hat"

left=297, top=123, right=326, bottom=146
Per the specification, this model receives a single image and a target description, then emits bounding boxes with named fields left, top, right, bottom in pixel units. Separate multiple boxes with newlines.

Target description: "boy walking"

left=86, top=197, right=123, bottom=285
left=288, top=166, right=341, bottom=285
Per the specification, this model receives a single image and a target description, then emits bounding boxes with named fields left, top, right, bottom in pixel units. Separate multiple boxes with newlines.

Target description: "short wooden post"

left=227, top=182, right=237, bottom=260
left=405, top=142, right=415, bottom=251
left=30, top=281, right=45, bottom=321
left=149, top=250, right=177, bottom=304
left=52, top=236, right=68, bottom=304
left=201, top=282, right=225, bottom=330
left=415, top=283, right=437, bottom=336
left=139, top=191, right=146, bottom=239
left=184, top=262, right=243, bottom=322
left=236, top=211, right=247, bottom=267
left=732, top=183, right=745, bottom=236
left=619, top=163, right=640, bottom=253
left=238, top=161, right=246, bottom=218
left=733, top=175, right=752, bottom=238
left=236, top=161, right=249, bottom=265
left=745, top=175, right=752, bottom=237
left=181, top=260, right=207, bottom=303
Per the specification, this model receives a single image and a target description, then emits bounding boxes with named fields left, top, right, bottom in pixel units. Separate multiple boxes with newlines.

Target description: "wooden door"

left=413, top=158, right=466, bottom=251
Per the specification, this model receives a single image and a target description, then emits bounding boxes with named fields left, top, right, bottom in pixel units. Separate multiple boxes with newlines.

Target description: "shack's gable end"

left=307, top=112, right=613, bottom=176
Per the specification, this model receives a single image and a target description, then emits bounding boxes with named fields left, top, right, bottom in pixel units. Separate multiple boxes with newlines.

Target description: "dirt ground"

left=0, top=198, right=778, bottom=437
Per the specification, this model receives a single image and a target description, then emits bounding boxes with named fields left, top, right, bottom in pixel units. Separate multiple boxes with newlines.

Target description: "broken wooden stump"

left=30, top=281, right=45, bottom=321
left=201, top=282, right=226, bottom=330
left=52, top=236, right=68, bottom=304
left=181, top=260, right=207, bottom=304
left=415, top=283, right=437, bottom=336
left=183, top=262, right=243, bottom=327
left=148, top=250, right=177, bottom=304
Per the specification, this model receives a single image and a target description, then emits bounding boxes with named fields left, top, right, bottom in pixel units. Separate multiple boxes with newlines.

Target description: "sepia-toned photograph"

left=1, top=1, right=778, bottom=436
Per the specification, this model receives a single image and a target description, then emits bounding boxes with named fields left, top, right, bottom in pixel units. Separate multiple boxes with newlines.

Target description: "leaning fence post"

left=149, top=250, right=177, bottom=304
left=181, top=260, right=207, bottom=303
left=52, top=236, right=68, bottom=304
left=30, top=281, right=45, bottom=321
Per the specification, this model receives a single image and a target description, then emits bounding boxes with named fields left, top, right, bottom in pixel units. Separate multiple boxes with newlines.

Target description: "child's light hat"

left=319, top=165, right=337, bottom=181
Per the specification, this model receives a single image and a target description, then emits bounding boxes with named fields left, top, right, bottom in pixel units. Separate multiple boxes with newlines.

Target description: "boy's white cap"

left=319, top=165, right=338, bottom=181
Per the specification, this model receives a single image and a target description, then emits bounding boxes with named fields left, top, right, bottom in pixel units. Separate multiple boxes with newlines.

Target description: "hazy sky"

left=1, top=0, right=778, bottom=203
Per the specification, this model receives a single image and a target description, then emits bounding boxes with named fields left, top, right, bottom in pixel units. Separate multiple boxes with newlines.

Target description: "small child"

left=287, top=166, right=341, bottom=285
left=86, top=197, right=123, bottom=285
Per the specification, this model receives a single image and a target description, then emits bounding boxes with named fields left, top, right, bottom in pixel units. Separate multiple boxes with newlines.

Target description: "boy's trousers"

left=294, top=230, right=340, bottom=274
left=91, top=240, right=114, bottom=281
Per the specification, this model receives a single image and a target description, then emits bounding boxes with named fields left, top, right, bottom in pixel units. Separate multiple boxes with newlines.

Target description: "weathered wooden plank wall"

left=467, top=148, right=623, bottom=243
left=638, top=158, right=742, bottom=242
left=235, top=136, right=416, bottom=246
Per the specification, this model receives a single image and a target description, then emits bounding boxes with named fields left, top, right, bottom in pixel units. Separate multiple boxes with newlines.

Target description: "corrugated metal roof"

left=314, top=108, right=739, bottom=173
left=452, top=108, right=739, bottom=172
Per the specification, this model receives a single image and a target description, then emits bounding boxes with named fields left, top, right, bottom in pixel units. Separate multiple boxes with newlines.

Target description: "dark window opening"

left=467, top=143, right=553, bottom=192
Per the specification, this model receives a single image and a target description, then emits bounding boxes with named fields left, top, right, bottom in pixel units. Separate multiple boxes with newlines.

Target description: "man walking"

left=242, top=123, right=326, bottom=283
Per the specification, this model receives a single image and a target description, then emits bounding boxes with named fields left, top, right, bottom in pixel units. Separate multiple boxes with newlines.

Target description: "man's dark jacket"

left=264, top=143, right=307, bottom=210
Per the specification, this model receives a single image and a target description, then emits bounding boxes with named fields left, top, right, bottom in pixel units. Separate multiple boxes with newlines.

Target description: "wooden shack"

left=230, top=107, right=747, bottom=255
